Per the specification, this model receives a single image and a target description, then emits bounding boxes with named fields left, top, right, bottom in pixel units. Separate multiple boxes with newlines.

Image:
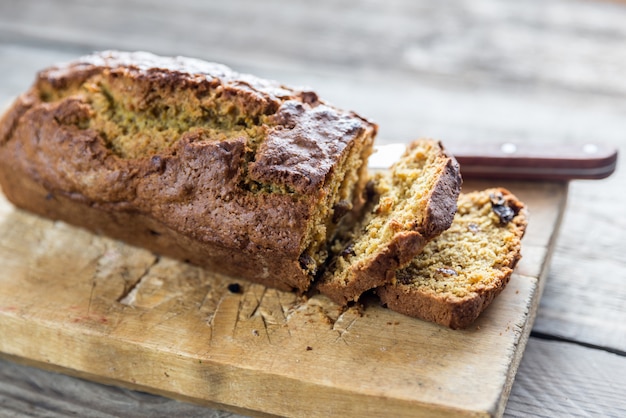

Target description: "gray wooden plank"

left=0, top=357, right=241, bottom=418
left=2, top=0, right=626, bottom=96
left=533, top=166, right=626, bottom=353
left=505, top=338, right=626, bottom=417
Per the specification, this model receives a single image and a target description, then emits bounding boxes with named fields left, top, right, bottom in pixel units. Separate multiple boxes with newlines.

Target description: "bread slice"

left=377, top=188, right=527, bottom=329
left=316, top=139, right=462, bottom=305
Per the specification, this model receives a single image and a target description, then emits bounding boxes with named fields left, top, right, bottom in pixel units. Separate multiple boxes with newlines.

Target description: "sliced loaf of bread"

left=377, top=188, right=527, bottom=329
left=0, top=51, right=378, bottom=293
left=316, top=139, right=462, bottom=305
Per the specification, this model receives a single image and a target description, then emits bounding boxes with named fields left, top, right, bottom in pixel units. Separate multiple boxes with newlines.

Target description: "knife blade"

left=369, top=141, right=618, bottom=181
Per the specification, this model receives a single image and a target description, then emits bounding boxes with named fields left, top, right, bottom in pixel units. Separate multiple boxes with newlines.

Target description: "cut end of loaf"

left=316, top=139, right=462, bottom=305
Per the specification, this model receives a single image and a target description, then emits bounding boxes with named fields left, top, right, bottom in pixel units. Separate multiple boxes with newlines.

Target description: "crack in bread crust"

left=0, top=51, right=377, bottom=293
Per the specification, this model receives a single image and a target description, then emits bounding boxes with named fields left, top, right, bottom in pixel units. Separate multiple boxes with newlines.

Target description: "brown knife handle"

left=447, top=142, right=619, bottom=181
left=370, top=142, right=618, bottom=181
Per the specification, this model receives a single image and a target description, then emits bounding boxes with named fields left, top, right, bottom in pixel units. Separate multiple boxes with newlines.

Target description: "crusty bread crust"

left=0, top=51, right=377, bottom=292
left=377, top=188, right=527, bottom=329
left=317, top=140, right=462, bottom=305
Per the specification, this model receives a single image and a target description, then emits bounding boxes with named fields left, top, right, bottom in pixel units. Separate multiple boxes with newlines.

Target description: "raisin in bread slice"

left=316, top=139, right=462, bottom=305
left=377, top=188, right=527, bottom=329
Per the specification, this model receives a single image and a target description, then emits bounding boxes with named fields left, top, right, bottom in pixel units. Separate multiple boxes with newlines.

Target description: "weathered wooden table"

left=0, top=1, right=625, bottom=416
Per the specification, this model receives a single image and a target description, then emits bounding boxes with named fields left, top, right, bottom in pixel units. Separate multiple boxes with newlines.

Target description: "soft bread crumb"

left=317, top=139, right=462, bottom=305
left=378, top=188, right=527, bottom=329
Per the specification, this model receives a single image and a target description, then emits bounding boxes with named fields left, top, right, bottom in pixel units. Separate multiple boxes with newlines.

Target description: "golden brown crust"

left=251, top=100, right=370, bottom=195
left=316, top=140, right=462, bottom=305
left=0, top=51, right=377, bottom=292
left=318, top=231, right=429, bottom=305
left=377, top=188, right=527, bottom=329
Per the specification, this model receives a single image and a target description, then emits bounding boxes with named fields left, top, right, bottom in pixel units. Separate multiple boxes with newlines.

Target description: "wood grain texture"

left=0, top=357, right=241, bottom=418
left=2, top=0, right=626, bottom=96
left=533, top=166, right=626, bottom=353
left=506, top=339, right=626, bottom=417
left=4, top=338, right=625, bottom=418
left=0, top=181, right=565, bottom=417
left=1, top=0, right=625, bottom=416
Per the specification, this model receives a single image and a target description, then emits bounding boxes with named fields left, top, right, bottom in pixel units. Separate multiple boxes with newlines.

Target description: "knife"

left=369, top=141, right=619, bottom=181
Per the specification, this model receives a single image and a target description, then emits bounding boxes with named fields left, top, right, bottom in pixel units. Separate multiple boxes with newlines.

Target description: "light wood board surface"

left=0, top=180, right=566, bottom=417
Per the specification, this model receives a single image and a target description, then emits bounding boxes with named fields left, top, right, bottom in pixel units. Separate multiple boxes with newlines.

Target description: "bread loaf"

left=376, top=188, right=527, bottom=329
left=0, top=51, right=377, bottom=292
left=317, top=140, right=462, bottom=305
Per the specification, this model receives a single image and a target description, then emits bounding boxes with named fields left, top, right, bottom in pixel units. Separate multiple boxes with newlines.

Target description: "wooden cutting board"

left=0, top=179, right=567, bottom=418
